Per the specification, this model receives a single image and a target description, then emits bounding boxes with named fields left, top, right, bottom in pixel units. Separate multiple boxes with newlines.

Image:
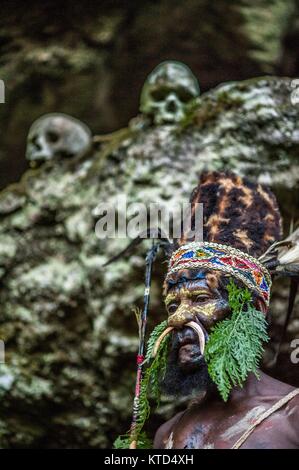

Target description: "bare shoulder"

left=153, top=411, right=184, bottom=449
left=287, top=392, right=299, bottom=429
left=280, top=388, right=299, bottom=448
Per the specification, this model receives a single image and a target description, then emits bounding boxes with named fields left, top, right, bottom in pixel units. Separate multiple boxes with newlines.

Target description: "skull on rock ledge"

left=140, top=61, right=200, bottom=125
left=26, top=113, right=92, bottom=164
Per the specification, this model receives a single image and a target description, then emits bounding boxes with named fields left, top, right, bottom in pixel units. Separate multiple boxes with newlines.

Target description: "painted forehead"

left=167, top=269, right=205, bottom=288
left=165, top=269, right=223, bottom=294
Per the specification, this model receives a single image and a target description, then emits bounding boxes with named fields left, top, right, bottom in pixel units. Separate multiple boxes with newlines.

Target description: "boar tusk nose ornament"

left=185, top=321, right=205, bottom=355
left=152, top=321, right=206, bottom=358
left=152, top=326, right=174, bottom=358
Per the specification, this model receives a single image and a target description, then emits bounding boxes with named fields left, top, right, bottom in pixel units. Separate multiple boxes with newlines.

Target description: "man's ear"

left=256, top=298, right=268, bottom=315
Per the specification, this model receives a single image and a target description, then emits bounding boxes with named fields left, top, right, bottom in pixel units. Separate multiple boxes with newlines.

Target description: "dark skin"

left=154, top=272, right=299, bottom=449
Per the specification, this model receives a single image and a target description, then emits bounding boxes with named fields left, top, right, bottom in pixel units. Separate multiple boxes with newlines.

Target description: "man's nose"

left=168, top=306, right=194, bottom=328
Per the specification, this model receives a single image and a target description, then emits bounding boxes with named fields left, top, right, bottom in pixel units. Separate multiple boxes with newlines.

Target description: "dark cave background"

left=1, top=0, right=299, bottom=189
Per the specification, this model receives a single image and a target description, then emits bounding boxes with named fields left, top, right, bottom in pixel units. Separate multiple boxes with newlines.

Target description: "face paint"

left=196, top=302, right=218, bottom=318
left=165, top=289, right=211, bottom=307
left=165, top=279, right=230, bottom=330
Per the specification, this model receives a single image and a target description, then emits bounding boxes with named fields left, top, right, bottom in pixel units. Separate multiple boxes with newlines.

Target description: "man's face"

left=161, top=270, right=230, bottom=398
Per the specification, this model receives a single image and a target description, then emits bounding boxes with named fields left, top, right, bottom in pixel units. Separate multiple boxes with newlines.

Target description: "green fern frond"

left=113, top=431, right=152, bottom=449
left=205, top=280, right=269, bottom=401
left=135, top=325, right=170, bottom=434
left=143, top=320, right=168, bottom=364
left=113, top=320, right=171, bottom=449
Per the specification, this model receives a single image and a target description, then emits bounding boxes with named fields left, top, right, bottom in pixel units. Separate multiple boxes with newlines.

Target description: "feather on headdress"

left=259, top=227, right=299, bottom=276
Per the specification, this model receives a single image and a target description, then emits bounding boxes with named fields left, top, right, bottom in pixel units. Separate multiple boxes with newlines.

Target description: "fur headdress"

left=179, top=171, right=282, bottom=255
left=164, top=172, right=283, bottom=311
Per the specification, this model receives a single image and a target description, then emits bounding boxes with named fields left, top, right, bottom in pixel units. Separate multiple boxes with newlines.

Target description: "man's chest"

left=163, top=405, right=296, bottom=449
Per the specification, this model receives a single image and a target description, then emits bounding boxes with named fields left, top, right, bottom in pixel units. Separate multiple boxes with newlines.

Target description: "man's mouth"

left=175, top=327, right=205, bottom=371
left=179, top=341, right=201, bottom=362
left=151, top=321, right=206, bottom=371
left=159, top=322, right=212, bottom=397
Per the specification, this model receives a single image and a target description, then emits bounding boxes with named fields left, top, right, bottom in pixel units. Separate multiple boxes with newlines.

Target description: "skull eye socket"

left=150, top=88, right=170, bottom=102
left=46, top=130, right=60, bottom=143
left=176, top=88, right=194, bottom=103
left=150, top=87, right=194, bottom=103
left=31, top=135, right=41, bottom=148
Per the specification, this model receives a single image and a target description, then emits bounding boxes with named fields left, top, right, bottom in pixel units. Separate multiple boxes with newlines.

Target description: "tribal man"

left=153, top=172, right=299, bottom=449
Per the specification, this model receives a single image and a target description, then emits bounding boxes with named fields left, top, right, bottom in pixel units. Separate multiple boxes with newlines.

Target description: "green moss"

left=240, top=0, right=295, bottom=70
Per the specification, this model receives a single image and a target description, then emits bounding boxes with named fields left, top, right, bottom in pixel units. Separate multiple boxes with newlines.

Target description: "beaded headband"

left=165, top=242, right=272, bottom=307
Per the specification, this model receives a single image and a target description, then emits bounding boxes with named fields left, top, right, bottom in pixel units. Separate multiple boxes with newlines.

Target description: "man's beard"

left=160, top=332, right=213, bottom=398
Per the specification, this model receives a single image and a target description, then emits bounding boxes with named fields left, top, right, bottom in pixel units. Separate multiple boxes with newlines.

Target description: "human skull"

left=26, top=113, right=92, bottom=163
left=140, top=61, right=200, bottom=125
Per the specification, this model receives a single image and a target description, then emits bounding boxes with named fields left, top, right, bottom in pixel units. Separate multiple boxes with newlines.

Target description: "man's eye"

left=195, top=294, right=210, bottom=302
left=167, top=303, right=178, bottom=314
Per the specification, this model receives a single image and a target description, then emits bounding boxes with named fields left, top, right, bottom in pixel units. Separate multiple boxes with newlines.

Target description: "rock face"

left=0, top=77, right=298, bottom=448
left=1, top=0, right=298, bottom=189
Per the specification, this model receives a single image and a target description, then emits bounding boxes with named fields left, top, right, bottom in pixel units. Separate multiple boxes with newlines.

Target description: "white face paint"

left=203, top=442, right=215, bottom=449
left=164, top=431, right=174, bottom=449
left=221, top=406, right=266, bottom=440
left=26, top=113, right=92, bottom=163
